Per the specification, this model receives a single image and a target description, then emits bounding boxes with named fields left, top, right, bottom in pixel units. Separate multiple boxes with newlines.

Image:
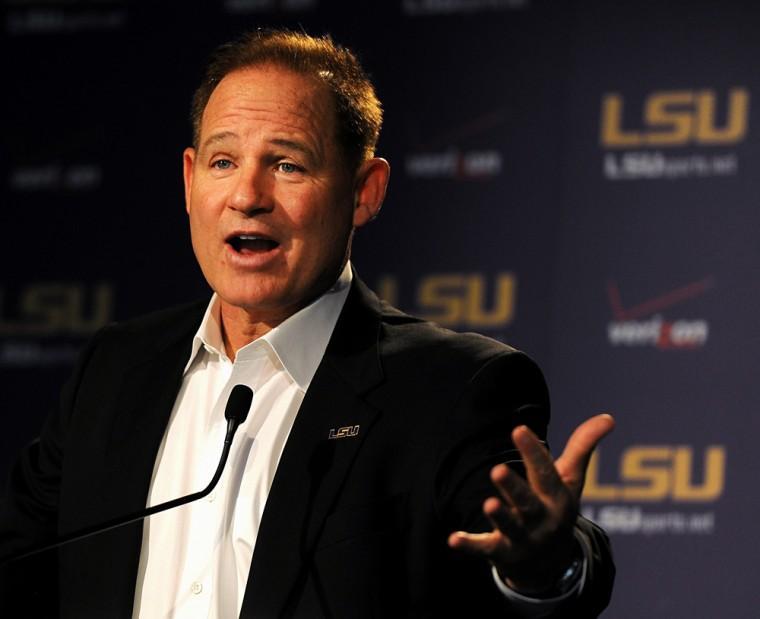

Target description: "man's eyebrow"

left=198, top=133, right=321, bottom=163
left=200, top=131, right=239, bottom=151
left=269, top=138, right=319, bottom=162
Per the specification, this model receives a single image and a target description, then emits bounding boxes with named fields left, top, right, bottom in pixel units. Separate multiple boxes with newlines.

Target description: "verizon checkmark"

left=607, top=277, right=714, bottom=321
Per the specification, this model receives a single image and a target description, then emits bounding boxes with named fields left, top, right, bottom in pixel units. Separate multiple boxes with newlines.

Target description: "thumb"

left=555, top=414, right=615, bottom=496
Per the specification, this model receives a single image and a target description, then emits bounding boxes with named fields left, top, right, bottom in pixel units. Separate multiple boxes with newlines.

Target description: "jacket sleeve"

left=433, top=349, right=615, bottom=617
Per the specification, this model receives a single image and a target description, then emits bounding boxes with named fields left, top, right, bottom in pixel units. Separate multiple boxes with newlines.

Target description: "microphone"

left=1, top=384, right=254, bottom=566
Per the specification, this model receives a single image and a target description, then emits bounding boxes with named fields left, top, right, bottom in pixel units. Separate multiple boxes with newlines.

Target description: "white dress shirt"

left=132, top=264, right=352, bottom=618
left=131, top=261, right=583, bottom=618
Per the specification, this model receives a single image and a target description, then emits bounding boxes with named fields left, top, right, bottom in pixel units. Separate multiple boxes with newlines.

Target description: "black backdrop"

left=3, top=1, right=758, bottom=615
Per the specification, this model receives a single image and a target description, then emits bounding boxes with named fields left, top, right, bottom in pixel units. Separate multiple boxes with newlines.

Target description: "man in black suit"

left=0, top=29, right=614, bottom=617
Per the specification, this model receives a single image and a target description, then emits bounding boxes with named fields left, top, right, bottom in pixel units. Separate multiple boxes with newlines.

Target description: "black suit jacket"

left=0, top=276, right=613, bottom=618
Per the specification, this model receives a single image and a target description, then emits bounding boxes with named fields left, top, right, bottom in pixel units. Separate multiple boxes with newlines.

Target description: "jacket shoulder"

left=106, top=300, right=207, bottom=335
left=374, top=301, right=548, bottom=407
left=378, top=302, right=520, bottom=371
left=72, top=301, right=207, bottom=377
left=95, top=300, right=207, bottom=345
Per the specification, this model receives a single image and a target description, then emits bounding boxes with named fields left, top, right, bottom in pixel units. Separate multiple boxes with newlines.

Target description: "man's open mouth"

left=227, top=234, right=280, bottom=253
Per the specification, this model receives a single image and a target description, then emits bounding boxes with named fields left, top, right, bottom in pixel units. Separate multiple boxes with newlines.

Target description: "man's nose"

left=227, top=164, right=274, bottom=214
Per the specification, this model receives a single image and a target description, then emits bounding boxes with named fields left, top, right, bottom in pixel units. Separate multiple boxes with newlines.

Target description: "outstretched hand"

left=447, top=414, right=615, bottom=593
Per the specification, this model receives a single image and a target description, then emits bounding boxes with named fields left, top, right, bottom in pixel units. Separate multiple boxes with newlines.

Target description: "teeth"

left=230, top=235, right=279, bottom=253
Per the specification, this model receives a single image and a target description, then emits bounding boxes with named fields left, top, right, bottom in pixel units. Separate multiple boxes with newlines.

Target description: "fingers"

left=447, top=529, right=505, bottom=556
left=483, top=496, right=527, bottom=545
left=555, top=414, right=615, bottom=492
left=557, top=413, right=615, bottom=470
left=490, top=464, right=546, bottom=527
left=511, top=425, right=565, bottom=500
left=447, top=493, right=528, bottom=559
left=449, top=415, right=616, bottom=584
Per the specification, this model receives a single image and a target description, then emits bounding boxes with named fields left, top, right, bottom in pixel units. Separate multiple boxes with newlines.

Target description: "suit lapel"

left=90, top=306, right=203, bottom=612
left=240, top=277, right=385, bottom=617
left=101, top=336, right=193, bottom=513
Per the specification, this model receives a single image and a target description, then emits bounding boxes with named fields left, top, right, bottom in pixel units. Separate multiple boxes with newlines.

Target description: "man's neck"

left=219, top=302, right=295, bottom=361
left=216, top=262, right=353, bottom=361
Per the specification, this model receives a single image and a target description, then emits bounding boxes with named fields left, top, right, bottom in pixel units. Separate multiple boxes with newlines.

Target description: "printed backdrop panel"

left=550, top=1, right=760, bottom=616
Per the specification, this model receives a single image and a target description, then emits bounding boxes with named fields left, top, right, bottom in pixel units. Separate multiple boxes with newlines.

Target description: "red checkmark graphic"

left=607, top=277, right=714, bottom=321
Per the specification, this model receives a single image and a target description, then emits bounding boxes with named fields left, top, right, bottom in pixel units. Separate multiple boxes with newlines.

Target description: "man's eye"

left=212, top=159, right=233, bottom=170
left=277, top=162, right=300, bottom=174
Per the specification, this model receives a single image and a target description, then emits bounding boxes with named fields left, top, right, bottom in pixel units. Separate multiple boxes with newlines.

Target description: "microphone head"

left=225, top=385, right=253, bottom=424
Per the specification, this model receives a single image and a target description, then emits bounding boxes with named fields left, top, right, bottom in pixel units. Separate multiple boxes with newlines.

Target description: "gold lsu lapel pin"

left=328, top=425, right=360, bottom=439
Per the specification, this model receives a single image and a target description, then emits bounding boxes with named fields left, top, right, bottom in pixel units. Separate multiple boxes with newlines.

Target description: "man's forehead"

left=208, top=65, right=331, bottom=116
left=199, top=66, right=336, bottom=135
left=196, top=69, right=346, bottom=169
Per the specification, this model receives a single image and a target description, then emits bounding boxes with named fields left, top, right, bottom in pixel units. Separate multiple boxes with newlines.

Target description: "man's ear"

left=183, top=147, right=196, bottom=214
left=352, top=158, right=390, bottom=228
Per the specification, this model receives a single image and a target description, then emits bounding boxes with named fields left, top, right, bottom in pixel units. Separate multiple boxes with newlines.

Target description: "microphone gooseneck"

left=1, top=384, right=254, bottom=567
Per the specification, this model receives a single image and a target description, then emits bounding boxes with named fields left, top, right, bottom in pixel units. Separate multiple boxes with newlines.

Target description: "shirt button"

left=191, top=582, right=203, bottom=595
left=207, top=492, right=216, bottom=502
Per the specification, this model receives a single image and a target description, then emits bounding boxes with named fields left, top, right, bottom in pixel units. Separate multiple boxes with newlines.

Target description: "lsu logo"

left=583, top=446, right=726, bottom=502
left=0, top=283, right=114, bottom=336
left=601, top=88, right=749, bottom=148
left=377, top=273, right=516, bottom=329
left=328, top=425, right=360, bottom=439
